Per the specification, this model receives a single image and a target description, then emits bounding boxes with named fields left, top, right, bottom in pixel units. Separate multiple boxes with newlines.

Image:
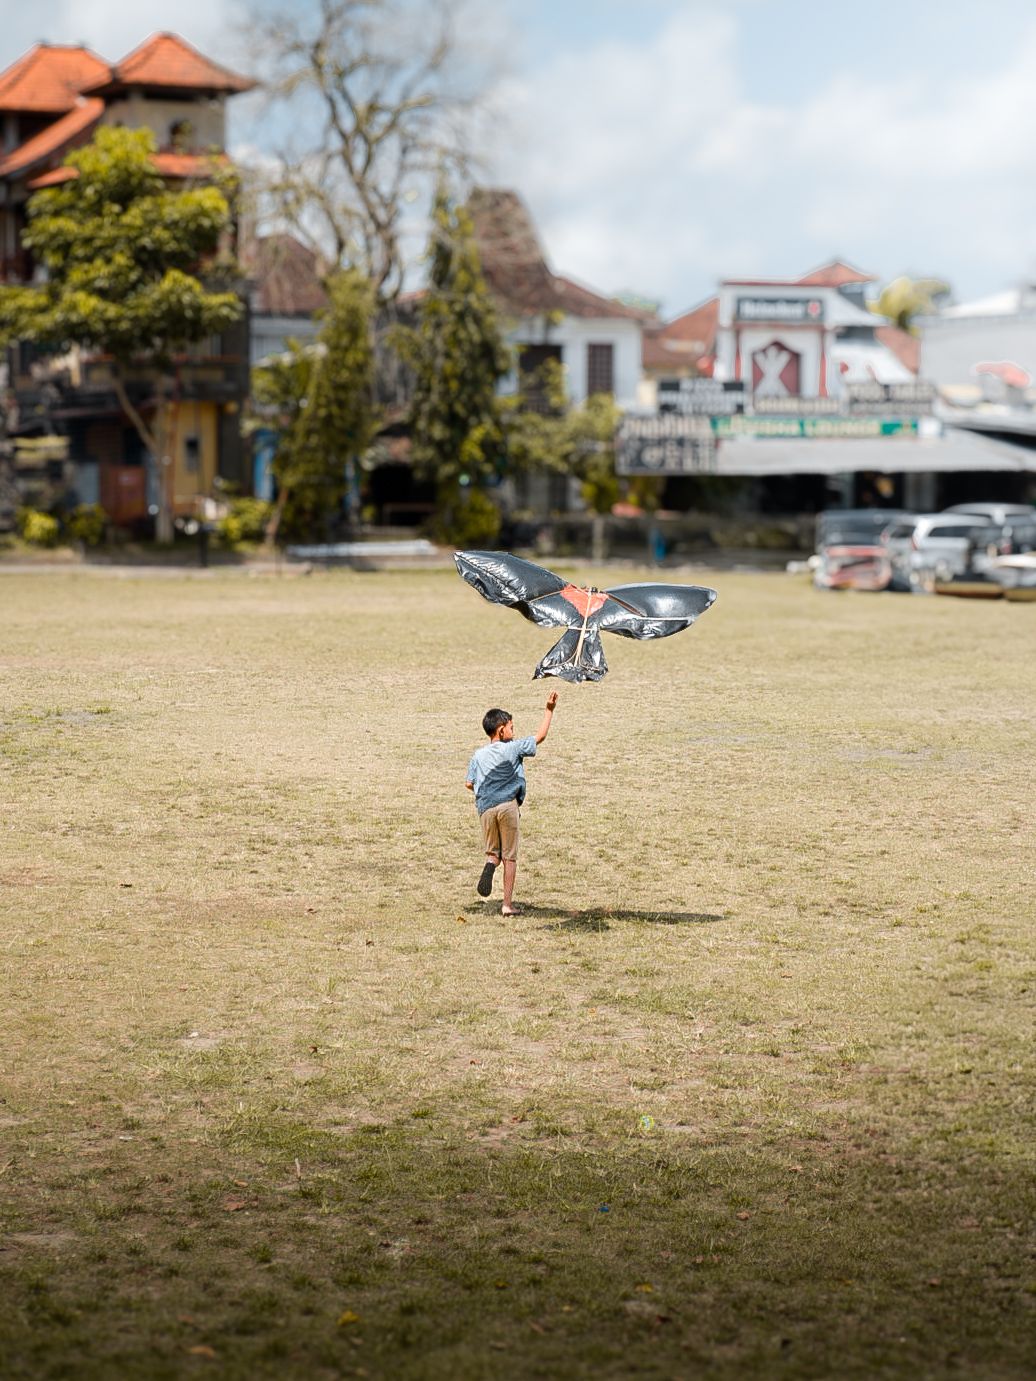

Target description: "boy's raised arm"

left=534, top=690, right=559, bottom=744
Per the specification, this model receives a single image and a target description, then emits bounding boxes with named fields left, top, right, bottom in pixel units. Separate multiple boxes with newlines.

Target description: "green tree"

left=402, top=183, right=511, bottom=539
left=0, top=126, right=242, bottom=539
left=503, top=361, right=623, bottom=557
left=871, top=275, right=951, bottom=332
left=252, top=268, right=377, bottom=543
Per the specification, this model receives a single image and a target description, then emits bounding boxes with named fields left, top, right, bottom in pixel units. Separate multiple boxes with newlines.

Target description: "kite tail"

left=534, top=627, right=608, bottom=683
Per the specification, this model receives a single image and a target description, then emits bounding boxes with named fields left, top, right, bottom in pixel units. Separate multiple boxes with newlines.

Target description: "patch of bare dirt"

left=4, top=1231, right=77, bottom=1250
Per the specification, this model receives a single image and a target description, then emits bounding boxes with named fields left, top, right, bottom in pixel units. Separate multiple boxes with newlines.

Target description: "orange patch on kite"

left=558, top=584, right=608, bottom=617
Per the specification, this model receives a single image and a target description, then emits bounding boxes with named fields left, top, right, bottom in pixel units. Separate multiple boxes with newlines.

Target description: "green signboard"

left=616, top=413, right=925, bottom=475
left=711, top=416, right=919, bottom=440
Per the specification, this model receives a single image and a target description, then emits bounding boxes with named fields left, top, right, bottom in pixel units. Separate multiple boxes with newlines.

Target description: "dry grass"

left=0, top=563, right=1033, bottom=1380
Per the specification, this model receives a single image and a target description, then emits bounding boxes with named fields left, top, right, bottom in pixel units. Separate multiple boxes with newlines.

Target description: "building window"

left=169, top=119, right=194, bottom=151
left=518, top=344, right=563, bottom=414
left=587, top=342, right=614, bottom=397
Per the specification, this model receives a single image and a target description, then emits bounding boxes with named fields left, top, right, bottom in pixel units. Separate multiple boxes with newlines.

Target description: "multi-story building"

left=469, top=188, right=650, bottom=413
left=642, top=261, right=918, bottom=401
left=354, top=188, right=655, bottom=526
left=0, top=33, right=254, bottom=529
left=465, top=187, right=652, bottom=516
left=631, top=261, right=1035, bottom=513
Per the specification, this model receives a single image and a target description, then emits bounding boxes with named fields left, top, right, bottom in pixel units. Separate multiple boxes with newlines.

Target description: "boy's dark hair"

left=483, top=708, right=512, bottom=738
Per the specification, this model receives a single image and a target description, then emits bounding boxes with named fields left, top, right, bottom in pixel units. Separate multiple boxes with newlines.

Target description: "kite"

left=455, top=550, right=717, bottom=683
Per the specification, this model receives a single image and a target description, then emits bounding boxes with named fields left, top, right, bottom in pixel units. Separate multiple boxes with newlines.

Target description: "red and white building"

left=715, top=264, right=916, bottom=398
left=643, top=260, right=918, bottom=402
left=633, top=261, right=1036, bottom=512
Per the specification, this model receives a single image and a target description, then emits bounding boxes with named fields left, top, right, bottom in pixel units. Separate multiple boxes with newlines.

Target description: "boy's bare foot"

left=477, top=860, right=497, bottom=897
left=501, top=904, right=522, bottom=916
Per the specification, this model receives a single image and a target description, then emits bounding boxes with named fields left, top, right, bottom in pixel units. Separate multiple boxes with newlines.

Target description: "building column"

left=818, top=329, right=829, bottom=397
left=903, top=471, right=937, bottom=512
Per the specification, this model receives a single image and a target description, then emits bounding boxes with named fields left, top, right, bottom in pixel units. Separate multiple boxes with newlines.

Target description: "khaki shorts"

left=480, top=798, right=520, bottom=862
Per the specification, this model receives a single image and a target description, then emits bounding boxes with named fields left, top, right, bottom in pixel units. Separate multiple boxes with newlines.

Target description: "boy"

left=466, top=691, right=559, bottom=916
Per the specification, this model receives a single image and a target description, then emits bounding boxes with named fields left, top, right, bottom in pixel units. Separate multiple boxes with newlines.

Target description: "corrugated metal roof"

left=712, top=427, right=1036, bottom=476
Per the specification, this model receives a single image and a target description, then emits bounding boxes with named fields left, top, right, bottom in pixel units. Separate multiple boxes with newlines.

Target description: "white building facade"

left=497, top=311, right=644, bottom=412
left=713, top=277, right=913, bottom=399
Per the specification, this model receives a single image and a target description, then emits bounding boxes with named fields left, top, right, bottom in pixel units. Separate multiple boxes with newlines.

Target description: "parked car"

left=942, top=502, right=1036, bottom=551
left=885, top=514, right=1005, bottom=592
left=813, top=509, right=912, bottom=591
left=986, top=551, right=1036, bottom=600
left=942, top=501, right=1035, bottom=525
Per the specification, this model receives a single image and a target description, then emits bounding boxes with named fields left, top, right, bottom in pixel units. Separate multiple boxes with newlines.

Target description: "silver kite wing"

left=599, top=582, right=718, bottom=640
left=454, top=549, right=718, bottom=681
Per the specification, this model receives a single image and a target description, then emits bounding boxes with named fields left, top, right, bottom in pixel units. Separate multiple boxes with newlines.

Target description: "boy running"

left=466, top=692, right=559, bottom=916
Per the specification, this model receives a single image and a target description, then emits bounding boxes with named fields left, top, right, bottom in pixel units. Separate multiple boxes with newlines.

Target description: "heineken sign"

left=736, top=296, right=824, bottom=324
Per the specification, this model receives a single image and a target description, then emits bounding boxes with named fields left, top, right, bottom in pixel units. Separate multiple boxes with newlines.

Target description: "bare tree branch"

left=242, top=0, right=494, bottom=305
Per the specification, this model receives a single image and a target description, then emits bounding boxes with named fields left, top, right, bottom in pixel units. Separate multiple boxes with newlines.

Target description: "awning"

left=711, top=426, right=1036, bottom=476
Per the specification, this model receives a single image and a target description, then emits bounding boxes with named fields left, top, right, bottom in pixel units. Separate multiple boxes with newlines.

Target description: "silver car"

left=885, top=514, right=1003, bottom=592
left=942, top=502, right=1034, bottom=526
left=942, top=503, right=1036, bottom=555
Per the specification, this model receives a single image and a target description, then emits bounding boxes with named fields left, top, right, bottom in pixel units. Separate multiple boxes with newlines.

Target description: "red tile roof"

left=24, top=166, right=78, bottom=190
left=0, top=98, right=104, bottom=177
left=469, top=188, right=647, bottom=321
left=551, top=274, right=654, bottom=321
left=875, top=325, right=920, bottom=374
left=26, top=148, right=230, bottom=190
left=241, top=234, right=329, bottom=316
left=642, top=297, right=718, bottom=372
left=152, top=151, right=230, bottom=177
left=83, top=33, right=255, bottom=96
left=0, top=44, right=109, bottom=114
left=797, top=259, right=876, bottom=287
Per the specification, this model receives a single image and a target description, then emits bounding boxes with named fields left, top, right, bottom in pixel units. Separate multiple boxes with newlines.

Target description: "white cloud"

left=10, top=1, right=1036, bottom=309
left=483, top=5, right=1036, bottom=313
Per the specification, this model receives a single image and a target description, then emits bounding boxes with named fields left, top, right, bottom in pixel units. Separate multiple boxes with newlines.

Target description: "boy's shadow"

left=518, top=905, right=727, bottom=933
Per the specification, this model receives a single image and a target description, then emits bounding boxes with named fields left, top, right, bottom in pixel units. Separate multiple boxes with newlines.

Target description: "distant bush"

left=17, top=508, right=60, bottom=547
left=66, top=504, right=107, bottom=547
left=439, top=489, right=501, bottom=548
left=218, top=498, right=273, bottom=547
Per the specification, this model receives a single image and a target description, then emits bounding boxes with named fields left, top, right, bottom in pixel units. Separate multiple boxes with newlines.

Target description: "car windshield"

left=817, top=511, right=903, bottom=545
left=925, top=524, right=984, bottom=539
left=822, top=529, right=882, bottom=546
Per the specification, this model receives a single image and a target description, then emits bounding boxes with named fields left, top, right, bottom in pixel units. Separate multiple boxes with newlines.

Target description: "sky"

left=5, top=0, right=1036, bottom=319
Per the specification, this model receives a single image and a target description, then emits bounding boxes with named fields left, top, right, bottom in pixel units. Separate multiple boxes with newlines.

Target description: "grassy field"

left=0, top=563, right=1033, bottom=1380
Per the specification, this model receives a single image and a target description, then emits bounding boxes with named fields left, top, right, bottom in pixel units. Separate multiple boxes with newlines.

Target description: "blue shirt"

left=467, top=736, right=537, bottom=814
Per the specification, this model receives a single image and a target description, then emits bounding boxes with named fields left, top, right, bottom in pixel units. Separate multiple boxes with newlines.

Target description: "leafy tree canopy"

left=252, top=267, right=378, bottom=542
left=502, top=359, right=623, bottom=515
left=0, top=126, right=241, bottom=363
left=401, top=183, right=511, bottom=518
left=871, top=275, right=951, bottom=333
